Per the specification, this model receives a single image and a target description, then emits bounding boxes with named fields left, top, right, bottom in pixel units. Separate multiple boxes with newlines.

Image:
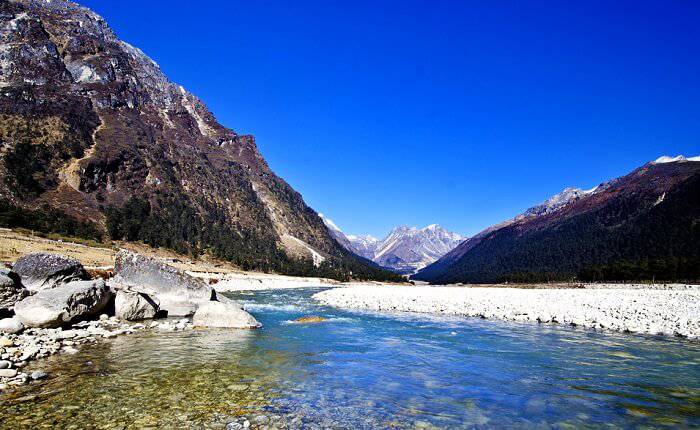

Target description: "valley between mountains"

left=0, top=2, right=699, bottom=428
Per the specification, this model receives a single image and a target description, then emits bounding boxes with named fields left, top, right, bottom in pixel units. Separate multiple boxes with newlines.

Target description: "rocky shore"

left=0, top=316, right=193, bottom=390
left=0, top=249, right=262, bottom=393
left=314, top=285, right=700, bottom=338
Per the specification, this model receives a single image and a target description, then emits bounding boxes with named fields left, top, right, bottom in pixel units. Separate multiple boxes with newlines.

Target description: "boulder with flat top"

left=12, top=253, right=87, bottom=291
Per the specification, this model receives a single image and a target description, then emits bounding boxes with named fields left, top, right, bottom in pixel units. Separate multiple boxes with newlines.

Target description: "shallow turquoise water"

left=1, top=287, right=698, bottom=429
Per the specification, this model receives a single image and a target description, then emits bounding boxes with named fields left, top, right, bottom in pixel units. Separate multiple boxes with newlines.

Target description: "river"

left=0, top=287, right=698, bottom=429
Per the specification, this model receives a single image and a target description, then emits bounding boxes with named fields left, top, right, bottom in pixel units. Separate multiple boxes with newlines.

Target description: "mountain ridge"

left=414, top=156, right=700, bottom=284
left=0, top=0, right=401, bottom=282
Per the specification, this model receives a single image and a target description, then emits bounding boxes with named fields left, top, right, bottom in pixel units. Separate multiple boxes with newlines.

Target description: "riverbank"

left=0, top=229, right=407, bottom=291
left=314, top=284, right=700, bottom=338
left=198, top=271, right=406, bottom=291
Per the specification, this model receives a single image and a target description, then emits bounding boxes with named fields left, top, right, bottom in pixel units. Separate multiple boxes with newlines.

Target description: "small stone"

left=62, top=346, right=79, bottom=354
left=0, top=336, right=13, bottom=347
left=0, top=360, right=11, bottom=369
left=99, top=314, right=109, bottom=321
left=0, top=368, right=17, bottom=378
left=30, top=370, right=47, bottom=380
left=0, top=317, right=24, bottom=334
left=54, top=330, right=79, bottom=340
left=20, top=345, right=39, bottom=361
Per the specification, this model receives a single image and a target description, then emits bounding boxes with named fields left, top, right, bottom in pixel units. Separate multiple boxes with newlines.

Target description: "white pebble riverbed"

left=314, top=285, right=700, bottom=338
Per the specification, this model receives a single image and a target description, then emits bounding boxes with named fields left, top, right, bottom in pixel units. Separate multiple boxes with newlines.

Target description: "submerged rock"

left=112, top=250, right=213, bottom=316
left=30, top=370, right=48, bottom=380
left=192, top=301, right=261, bottom=329
left=12, top=253, right=87, bottom=291
left=14, top=279, right=112, bottom=328
left=293, top=316, right=327, bottom=324
left=114, top=290, right=160, bottom=321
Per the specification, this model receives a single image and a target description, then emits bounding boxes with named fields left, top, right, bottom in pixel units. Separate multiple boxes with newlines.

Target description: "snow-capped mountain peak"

left=320, top=216, right=465, bottom=275
left=652, top=154, right=700, bottom=164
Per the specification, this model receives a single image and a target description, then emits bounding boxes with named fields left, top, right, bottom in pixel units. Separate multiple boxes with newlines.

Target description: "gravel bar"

left=314, top=285, right=700, bottom=338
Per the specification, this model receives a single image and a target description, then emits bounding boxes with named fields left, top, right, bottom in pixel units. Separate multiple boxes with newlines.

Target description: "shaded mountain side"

left=414, top=161, right=700, bottom=284
left=0, top=0, right=401, bottom=282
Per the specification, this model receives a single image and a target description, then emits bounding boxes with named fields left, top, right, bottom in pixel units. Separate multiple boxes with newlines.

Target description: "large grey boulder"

left=0, top=269, right=28, bottom=316
left=192, top=301, right=261, bottom=329
left=12, top=253, right=87, bottom=291
left=112, top=250, right=214, bottom=316
left=114, top=290, right=160, bottom=321
left=14, top=279, right=112, bottom=328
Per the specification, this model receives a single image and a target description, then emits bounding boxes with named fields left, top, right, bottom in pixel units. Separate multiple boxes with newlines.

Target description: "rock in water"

left=12, top=253, right=87, bottom=291
left=14, top=280, right=112, bottom=328
left=31, top=370, right=48, bottom=380
left=114, top=290, right=159, bottom=321
left=0, top=317, right=24, bottom=334
left=193, top=301, right=261, bottom=329
left=112, top=250, right=214, bottom=316
left=0, top=269, right=28, bottom=316
left=292, top=316, right=327, bottom=324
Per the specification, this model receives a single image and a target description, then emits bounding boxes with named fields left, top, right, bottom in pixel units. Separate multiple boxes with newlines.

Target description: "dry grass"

left=0, top=229, right=241, bottom=273
left=0, top=228, right=115, bottom=267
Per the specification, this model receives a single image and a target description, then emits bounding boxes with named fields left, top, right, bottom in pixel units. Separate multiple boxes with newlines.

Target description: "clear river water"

left=0, top=287, right=698, bottom=429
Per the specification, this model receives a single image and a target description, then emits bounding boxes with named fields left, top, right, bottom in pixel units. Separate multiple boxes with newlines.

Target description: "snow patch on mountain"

left=653, top=155, right=700, bottom=164
left=517, top=186, right=599, bottom=220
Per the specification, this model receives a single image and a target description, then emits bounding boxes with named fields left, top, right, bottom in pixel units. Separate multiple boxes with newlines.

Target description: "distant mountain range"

left=321, top=216, right=464, bottom=274
left=413, top=155, right=700, bottom=284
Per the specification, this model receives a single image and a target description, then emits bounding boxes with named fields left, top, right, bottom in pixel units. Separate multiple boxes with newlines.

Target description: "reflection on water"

left=0, top=288, right=698, bottom=429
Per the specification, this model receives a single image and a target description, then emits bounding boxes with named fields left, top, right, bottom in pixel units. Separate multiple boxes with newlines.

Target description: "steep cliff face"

left=0, top=0, right=399, bottom=281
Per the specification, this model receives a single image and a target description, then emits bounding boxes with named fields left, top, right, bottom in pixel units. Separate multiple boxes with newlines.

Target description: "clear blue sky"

left=80, top=0, right=699, bottom=238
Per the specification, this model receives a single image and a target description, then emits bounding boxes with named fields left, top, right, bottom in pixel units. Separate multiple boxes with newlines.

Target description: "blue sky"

left=81, top=0, right=700, bottom=238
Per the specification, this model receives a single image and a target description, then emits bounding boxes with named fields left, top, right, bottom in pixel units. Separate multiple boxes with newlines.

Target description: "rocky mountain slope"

left=320, top=216, right=464, bottom=274
left=0, top=0, right=400, bottom=282
left=414, top=156, right=700, bottom=284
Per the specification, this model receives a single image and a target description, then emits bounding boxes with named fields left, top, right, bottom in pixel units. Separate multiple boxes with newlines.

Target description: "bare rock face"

left=112, top=250, right=213, bottom=316
left=14, top=279, right=112, bottom=328
left=0, top=269, right=28, bottom=316
left=114, top=290, right=159, bottom=321
left=12, top=253, right=87, bottom=291
left=192, top=301, right=261, bottom=329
